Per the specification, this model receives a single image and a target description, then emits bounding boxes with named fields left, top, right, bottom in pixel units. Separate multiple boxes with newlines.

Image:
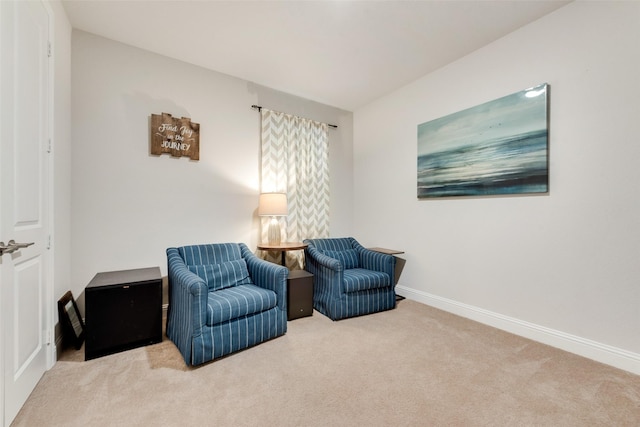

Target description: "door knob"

left=0, top=240, right=34, bottom=256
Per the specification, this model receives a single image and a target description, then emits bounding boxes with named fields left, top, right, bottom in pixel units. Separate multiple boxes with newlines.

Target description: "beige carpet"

left=12, top=300, right=640, bottom=426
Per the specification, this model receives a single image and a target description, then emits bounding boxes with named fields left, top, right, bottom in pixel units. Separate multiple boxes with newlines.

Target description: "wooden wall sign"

left=150, top=112, right=200, bottom=160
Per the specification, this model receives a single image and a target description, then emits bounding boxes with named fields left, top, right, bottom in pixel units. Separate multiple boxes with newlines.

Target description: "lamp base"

left=267, top=218, right=281, bottom=245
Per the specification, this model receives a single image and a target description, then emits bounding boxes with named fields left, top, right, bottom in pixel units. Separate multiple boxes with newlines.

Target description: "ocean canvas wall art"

left=417, top=83, right=549, bottom=198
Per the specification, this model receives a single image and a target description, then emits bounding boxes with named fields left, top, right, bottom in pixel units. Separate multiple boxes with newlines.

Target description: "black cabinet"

left=85, top=267, right=162, bottom=361
left=287, top=270, right=313, bottom=320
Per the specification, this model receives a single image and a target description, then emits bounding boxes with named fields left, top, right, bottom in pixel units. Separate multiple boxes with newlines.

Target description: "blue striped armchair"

left=166, top=243, right=288, bottom=366
left=303, top=237, right=396, bottom=321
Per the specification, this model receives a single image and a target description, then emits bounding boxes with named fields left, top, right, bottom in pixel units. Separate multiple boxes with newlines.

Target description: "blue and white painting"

left=417, top=83, right=549, bottom=198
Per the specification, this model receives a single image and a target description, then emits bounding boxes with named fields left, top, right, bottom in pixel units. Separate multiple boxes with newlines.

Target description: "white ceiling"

left=61, top=0, right=571, bottom=111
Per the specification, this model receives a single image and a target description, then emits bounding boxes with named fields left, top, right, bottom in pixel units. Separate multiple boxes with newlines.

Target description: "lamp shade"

left=258, top=193, right=288, bottom=216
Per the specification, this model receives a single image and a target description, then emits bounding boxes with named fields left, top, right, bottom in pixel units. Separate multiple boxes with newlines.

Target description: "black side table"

left=85, top=267, right=162, bottom=360
left=287, top=270, right=313, bottom=320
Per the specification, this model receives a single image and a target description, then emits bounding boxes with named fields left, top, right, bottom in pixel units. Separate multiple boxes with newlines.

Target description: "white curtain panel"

left=260, top=109, right=330, bottom=269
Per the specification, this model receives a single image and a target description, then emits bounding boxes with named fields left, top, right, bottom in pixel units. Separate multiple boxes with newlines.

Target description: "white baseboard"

left=48, top=342, right=57, bottom=368
left=53, top=333, right=64, bottom=363
left=397, top=285, right=640, bottom=375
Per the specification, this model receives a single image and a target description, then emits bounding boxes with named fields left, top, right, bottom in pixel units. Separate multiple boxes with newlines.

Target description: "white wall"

left=71, top=31, right=353, bottom=309
left=353, top=1, right=640, bottom=372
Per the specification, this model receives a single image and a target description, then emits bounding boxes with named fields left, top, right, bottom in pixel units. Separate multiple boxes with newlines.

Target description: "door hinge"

left=48, top=42, right=52, bottom=58
left=47, top=235, right=51, bottom=250
left=47, top=138, right=52, bottom=153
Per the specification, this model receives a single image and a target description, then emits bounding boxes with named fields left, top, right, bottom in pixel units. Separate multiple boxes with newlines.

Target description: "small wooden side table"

left=368, top=247, right=404, bottom=256
left=257, top=242, right=308, bottom=266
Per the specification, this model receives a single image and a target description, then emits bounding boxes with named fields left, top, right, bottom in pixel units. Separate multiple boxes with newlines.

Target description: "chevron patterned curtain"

left=260, top=109, right=330, bottom=269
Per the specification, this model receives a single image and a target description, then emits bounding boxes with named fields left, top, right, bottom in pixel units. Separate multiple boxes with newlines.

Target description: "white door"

left=0, top=1, right=51, bottom=425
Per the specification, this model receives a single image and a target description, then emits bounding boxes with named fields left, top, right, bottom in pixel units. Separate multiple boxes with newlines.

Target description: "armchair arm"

left=304, top=243, right=345, bottom=297
left=305, top=244, right=343, bottom=271
left=167, top=248, right=208, bottom=341
left=240, top=244, right=288, bottom=311
left=352, top=241, right=396, bottom=283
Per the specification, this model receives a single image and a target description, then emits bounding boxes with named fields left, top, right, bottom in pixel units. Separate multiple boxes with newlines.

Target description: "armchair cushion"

left=188, top=259, right=253, bottom=291
left=343, top=268, right=391, bottom=292
left=178, top=243, right=243, bottom=266
left=324, top=249, right=359, bottom=269
left=207, top=284, right=278, bottom=325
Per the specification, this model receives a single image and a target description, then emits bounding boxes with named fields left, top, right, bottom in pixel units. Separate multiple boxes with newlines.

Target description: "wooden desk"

left=257, top=242, right=308, bottom=266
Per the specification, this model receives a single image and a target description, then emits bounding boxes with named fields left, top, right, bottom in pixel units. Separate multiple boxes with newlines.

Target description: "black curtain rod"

left=251, top=105, right=338, bottom=128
